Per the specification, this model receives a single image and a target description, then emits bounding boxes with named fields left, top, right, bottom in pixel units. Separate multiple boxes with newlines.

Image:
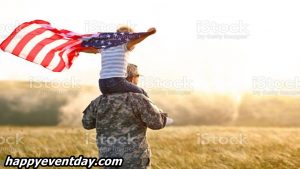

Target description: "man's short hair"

left=127, top=63, right=140, bottom=78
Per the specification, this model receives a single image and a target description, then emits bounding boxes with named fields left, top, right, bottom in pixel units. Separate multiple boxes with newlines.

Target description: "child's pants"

left=99, top=77, right=149, bottom=97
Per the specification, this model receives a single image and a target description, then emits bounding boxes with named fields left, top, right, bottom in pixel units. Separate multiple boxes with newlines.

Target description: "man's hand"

left=166, top=117, right=174, bottom=125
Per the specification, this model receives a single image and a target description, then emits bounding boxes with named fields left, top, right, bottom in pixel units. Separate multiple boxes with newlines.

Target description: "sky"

left=1, top=0, right=300, bottom=94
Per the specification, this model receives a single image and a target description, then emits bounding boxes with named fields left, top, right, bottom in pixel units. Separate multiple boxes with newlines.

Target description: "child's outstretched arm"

left=127, top=28, right=156, bottom=50
left=80, top=47, right=100, bottom=54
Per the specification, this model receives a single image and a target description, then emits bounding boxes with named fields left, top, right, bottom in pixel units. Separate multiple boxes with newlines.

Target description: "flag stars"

left=82, top=32, right=144, bottom=49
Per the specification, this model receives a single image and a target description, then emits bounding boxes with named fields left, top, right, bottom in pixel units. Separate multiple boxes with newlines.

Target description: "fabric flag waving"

left=81, top=32, right=144, bottom=49
left=0, top=20, right=145, bottom=72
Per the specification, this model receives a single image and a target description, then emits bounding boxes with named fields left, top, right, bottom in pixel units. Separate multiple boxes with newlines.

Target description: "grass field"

left=0, top=126, right=300, bottom=169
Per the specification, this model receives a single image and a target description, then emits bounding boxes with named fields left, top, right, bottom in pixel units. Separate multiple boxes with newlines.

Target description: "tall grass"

left=0, top=126, right=299, bottom=168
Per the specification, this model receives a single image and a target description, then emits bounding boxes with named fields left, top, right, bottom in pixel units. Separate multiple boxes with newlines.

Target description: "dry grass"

left=0, top=126, right=300, bottom=169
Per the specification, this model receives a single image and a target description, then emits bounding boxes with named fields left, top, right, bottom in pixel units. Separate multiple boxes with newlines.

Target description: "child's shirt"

left=100, top=44, right=129, bottom=79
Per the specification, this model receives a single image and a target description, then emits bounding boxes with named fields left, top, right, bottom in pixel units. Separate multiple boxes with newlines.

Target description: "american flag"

left=81, top=32, right=144, bottom=49
left=0, top=20, right=145, bottom=72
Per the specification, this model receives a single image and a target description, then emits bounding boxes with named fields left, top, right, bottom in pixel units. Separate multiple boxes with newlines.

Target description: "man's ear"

left=130, top=77, right=134, bottom=83
left=126, top=77, right=133, bottom=83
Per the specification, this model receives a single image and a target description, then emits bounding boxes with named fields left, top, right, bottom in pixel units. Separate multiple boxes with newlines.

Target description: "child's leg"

left=99, top=77, right=148, bottom=97
left=99, top=78, right=121, bottom=95
left=115, top=78, right=149, bottom=97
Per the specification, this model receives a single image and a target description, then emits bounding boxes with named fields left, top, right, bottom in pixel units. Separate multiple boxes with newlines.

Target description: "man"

left=82, top=64, right=168, bottom=169
left=126, top=64, right=148, bottom=96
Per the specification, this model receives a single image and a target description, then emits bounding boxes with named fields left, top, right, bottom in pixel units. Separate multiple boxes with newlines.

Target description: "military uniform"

left=82, top=92, right=168, bottom=169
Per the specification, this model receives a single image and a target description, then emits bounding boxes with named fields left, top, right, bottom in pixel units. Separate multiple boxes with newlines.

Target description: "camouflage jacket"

left=82, top=92, right=167, bottom=168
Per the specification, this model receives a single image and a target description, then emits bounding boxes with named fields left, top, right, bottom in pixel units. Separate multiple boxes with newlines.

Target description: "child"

left=82, top=26, right=156, bottom=97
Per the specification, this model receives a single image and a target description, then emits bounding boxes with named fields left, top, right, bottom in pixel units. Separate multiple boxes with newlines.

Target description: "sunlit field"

left=0, top=126, right=300, bottom=169
left=1, top=82, right=300, bottom=168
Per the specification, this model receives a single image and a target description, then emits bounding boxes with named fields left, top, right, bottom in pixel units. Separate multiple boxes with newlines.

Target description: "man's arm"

left=82, top=97, right=100, bottom=129
left=132, top=94, right=167, bottom=130
left=126, top=28, right=156, bottom=51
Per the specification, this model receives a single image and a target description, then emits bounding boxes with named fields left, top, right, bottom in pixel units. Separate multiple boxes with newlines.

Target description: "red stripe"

left=27, top=20, right=50, bottom=25
left=52, top=54, right=66, bottom=72
left=66, top=47, right=81, bottom=68
left=52, top=46, right=80, bottom=72
left=40, top=40, right=77, bottom=67
left=0, top=23, right=33, bottom=51
left=26, top=34, right=64, bottom=62
left=11, top=28, right=47, bottom=56
left=0, top=20, right=50, bottom=51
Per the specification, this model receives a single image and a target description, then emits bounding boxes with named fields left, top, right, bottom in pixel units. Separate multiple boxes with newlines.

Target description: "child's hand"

left=127, top=27, right=156, bottom=49
left=147, top=27, right=156, bottom=35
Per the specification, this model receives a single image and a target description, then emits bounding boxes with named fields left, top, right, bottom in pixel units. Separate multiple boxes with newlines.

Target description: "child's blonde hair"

left=117, top=26, right=134, bottom=33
